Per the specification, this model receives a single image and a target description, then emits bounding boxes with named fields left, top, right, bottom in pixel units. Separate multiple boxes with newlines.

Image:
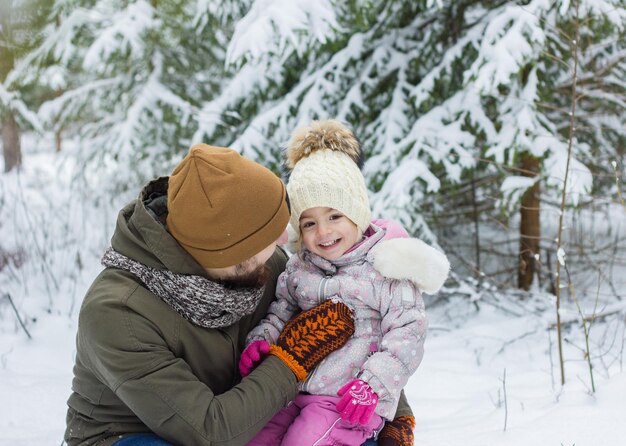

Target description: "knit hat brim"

left=176, top=186, right=290, bottom=268
left=167, top=144, right=290, bottom=268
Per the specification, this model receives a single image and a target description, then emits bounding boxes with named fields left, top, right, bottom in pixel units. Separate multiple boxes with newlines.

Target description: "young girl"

left=241, top=120, right=449, bottom=446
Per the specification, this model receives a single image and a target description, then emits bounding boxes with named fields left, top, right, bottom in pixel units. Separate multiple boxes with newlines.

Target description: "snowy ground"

left=1, top=148, right=625, bottom=446
left=411, top=293, right=626, bottom=446
left=1, top=289, right=625, bottom=446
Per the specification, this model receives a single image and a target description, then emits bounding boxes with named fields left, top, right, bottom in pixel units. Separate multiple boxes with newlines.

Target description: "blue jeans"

left=112, top=434, right=173, bottom=445
left=113, top=433, right=379, bottom=445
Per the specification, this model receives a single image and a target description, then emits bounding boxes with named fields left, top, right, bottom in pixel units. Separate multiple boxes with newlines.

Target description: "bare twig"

left=554, top=0, right=582, bottom=386
left=497, top=330, right=537, bottom=355
left=564, top=265, right=596, bottom=392
left=3, top=293, right=32, bottom=339
left=548, top=329, right=556, bottom=391
left=619, top=317, right=626, bottom=372
left=548, top=308, right=622, bottom=329
left=471, top=172, right=482, bottom=279
left=611, top=161, right=626, bottom=212
left=502, top=368, right=508, bottom=431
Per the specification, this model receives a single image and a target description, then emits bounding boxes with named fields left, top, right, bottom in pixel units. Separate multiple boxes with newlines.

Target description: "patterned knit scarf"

left=101, top=247, right=265, bottom=328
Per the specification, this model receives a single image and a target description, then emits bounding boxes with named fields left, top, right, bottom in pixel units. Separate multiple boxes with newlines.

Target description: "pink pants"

left=246, top=393, right=383, bottom=446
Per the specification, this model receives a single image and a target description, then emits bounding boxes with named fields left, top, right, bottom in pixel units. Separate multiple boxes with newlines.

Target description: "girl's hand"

left=239, top=340, right=270, bottom=377
left=336, top=379, right=378, bottom=425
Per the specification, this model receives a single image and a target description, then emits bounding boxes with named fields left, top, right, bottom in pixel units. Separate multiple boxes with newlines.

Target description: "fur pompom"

left=286, top=119, right=361, bottom=169
left=370, top=238, right=450, bottom=294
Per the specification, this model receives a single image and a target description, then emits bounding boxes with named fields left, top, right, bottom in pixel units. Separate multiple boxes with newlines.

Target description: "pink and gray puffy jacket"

left=246, top=220, right=450, bottom=420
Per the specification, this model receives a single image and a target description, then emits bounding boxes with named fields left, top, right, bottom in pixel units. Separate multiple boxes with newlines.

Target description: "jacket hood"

left=110, top=177, right=207, bottom=276
left=369, top=236, right=450, bottom=295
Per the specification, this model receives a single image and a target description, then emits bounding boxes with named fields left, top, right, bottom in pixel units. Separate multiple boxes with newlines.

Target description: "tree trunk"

left=2, top=112, right=21, bottom=172
left=518, top=153, right=541, bottom=290
left=55, top=128, right=62, bottom=153
left=0, top=0, right=22, bottom=172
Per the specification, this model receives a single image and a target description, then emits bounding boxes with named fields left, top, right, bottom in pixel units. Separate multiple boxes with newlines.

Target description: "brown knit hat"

left=166, top=144, right=290, bottom=268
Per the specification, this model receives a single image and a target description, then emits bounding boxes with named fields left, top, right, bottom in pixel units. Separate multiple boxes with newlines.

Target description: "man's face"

left=205, top=229, right=288, bottom=288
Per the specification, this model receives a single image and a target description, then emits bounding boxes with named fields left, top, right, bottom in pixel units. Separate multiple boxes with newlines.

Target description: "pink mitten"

left=336, top=379, right=379, bottom=425
left=239, top=340, right=270, bottom=377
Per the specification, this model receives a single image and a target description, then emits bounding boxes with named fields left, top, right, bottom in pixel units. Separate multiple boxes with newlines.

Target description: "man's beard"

left=218, top=263, right=271, bottom=290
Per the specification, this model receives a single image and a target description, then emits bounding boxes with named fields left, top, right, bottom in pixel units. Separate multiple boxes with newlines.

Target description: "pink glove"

left=239, top=340, right=270, bottom=377
left=336, top=379, right=379, bottom=425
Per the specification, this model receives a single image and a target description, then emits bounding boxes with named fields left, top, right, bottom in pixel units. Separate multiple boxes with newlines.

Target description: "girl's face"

left=299, top=207, right=360, bottom=260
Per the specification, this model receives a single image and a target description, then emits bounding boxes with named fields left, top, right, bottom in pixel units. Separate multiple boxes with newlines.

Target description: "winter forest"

left=1, top=0, right=625, bottom=444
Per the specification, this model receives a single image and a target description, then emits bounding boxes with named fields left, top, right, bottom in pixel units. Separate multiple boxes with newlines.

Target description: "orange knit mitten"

left=378, top=415, right=415, bottom=446
left=269, top=300, right=355, bottom=381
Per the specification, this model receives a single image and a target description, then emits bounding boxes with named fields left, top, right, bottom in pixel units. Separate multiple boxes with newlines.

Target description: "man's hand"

left=269, top=300, right=354, bottom=381
left=378, top=415, right=415, bottom=446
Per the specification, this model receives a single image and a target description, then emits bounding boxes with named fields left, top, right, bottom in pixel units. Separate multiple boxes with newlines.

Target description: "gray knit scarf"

left=101, top=247, right=265, bottom=328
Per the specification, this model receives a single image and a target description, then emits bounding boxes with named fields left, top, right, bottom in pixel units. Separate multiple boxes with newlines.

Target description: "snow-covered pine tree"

left=540, top=1, right=626, bottom=194
left=0, top=0, right=48, bottom=171
left=21, top=0, right=240, bottom=192
left=9, top=0, right=623, bottom=290
left=195, top=0, right=626, bottom=290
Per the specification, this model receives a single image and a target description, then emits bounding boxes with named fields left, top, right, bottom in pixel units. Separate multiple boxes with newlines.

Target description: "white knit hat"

left=285, top=120, right=371, bottom=238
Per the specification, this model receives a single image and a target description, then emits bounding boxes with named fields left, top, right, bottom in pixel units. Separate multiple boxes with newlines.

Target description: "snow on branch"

left=38, top=76, right=125, bottom=128
left=0, top=83, right=44, bottom=133
left=193, top=63, right=274, bottom=142
left=225, top=30, right=373, bottom=155
left=544, top=146, right=593, bottom=206
left=193, top=0, right=248, bottom=30
left=226, top=0, right=337, bottom=65
left=466, top=2, right=545, bottom=95
left=110, top=52, right=195, bottom=159
left=83, top=0, right=156, bottom=72
left=5, top=7, right=99, bottom=88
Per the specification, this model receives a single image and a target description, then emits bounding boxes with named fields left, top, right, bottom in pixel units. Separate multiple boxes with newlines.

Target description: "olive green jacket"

left=65, top=178, right=412, bottom=446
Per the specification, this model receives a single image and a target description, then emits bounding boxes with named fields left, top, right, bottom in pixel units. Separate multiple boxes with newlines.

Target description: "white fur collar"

left=369, top=238, right=450, bottom=294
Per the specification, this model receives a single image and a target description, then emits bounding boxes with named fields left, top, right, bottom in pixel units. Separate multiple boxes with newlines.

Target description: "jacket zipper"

left=318, top=276, right=331, bottom=303
left=317, top=277, right=326, bottom=303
